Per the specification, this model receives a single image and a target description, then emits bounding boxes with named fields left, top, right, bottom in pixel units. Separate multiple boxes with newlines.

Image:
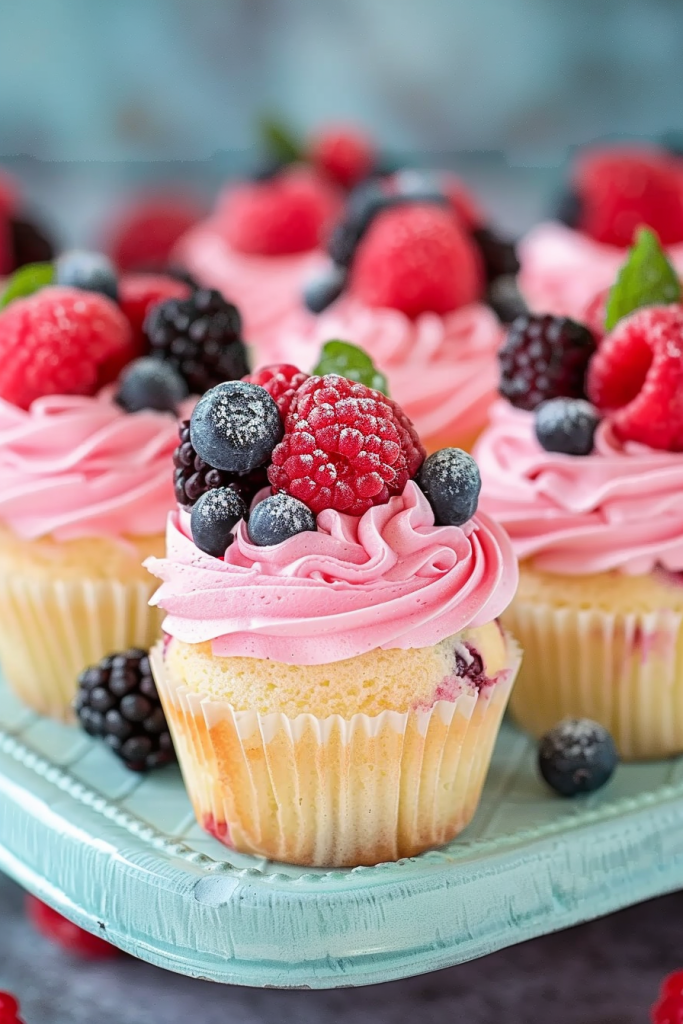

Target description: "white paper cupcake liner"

left=151, top=639, right=521, bottom=868
left=0, top=575, right=163, bottom=721
left=504, top=599, right=683, bottom=760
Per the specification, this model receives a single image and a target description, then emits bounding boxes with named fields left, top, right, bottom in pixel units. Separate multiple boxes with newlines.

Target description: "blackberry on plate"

left=190, top=380, right=283, bottom=474
left=499, top=313, right=597, bottom=412
left=173, top=419, right=269, bottom=508
left=248, top=492, right=316, bottom=546
left=418, top=448, right=481, bottom=527
left=75, top=649, right=176, bottom=773
left=145, top=288, right=249, bottom=395
left=190, top=486, right=247, bottom=557
left=534, top=397, right=601, bottom=456
left=471, top=225, right=520, bottom=283
left=116, top=357, right=188, bottom=414
left=538, top=718, right=618, bottom=797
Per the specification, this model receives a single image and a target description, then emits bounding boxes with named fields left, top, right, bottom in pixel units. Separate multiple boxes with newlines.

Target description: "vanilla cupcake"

left=146, top=371, right=520, bottom=867
left=476, top=233, right=683, bottom=759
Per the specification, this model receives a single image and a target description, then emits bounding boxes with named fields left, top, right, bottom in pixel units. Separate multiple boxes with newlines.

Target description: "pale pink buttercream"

left=519, top=221, right=683, bottom=320
left=146, top=480, right=518, bottom=665
left=265, top=297, right=504, bottom=445
left=0, top=391, right=188, bottom=541
left=475, top=401, right=683, bottom=575
left=175, top=220, right=327, bottom=351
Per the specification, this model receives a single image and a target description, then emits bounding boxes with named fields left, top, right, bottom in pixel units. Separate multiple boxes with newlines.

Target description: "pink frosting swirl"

left=475, top=401, right=683, bottom=575
left=146, top=481, right=518, bottom=665
left=519, top=221, right=683, bottom=320
left=265, top=297, right=504, bottom=444
left=0, top=391, right=186, bottom=541
left=175, top=220, right=326, bottom=350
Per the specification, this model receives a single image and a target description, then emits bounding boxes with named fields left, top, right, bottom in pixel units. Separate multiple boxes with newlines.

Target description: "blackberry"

left=173, top=420, right=269, bottom=508
left=471, top=225, right=520, bottom=283
left=74, top=649, right=176, bottom=773
left=499, top=314, right=597, bottom=412
left=145, top=288, right=249, bottom=395
left=9, top=215, right=55, bottom=270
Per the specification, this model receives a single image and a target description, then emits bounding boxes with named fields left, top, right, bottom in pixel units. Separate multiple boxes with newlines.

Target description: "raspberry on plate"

left=244, top=363, right=309, bottom=420
left=0, top=286, right=132, bottom=409
left=268, top=373, right=425, bottom=515
left=349, top=203, right=483, bottom=318
left=587, top=304, right=683, bottom=451
left=309, top=125, right=376, bottom=190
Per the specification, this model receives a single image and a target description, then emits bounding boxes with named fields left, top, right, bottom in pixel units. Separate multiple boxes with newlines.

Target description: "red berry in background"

left=107, top=196, right=204, bottom=273
left=574, top=147, right=683, bottom=248
left=0, top=991, right=22, bottom=1024
left=244, top=364, right=309, bottom=420
left=269, top=373, right=425, bottom=516
left=582, top=286, right=610, bottom=341
left=118, top=273, right=191, bottom=355
left=219, top=166, right=341, bottom=257
left=652, top=971, right=683, bottom=1024
left=26, top=895, right=119, bottom=960
left=0, top=287, right=132, bottom=409
left=349, top=203, right=484, bottom=318
left=309, top=125, right=376, bottom=190
left=587, top=304, right=683, bottom=451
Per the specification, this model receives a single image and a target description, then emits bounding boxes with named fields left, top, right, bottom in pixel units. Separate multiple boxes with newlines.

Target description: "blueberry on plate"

left=190, top=380, right=283, bottom=474
left=534, top=397, right=600, bottom=456
left=248, top=492, right=316, bottom=546
left=55, top=249, right=119, bottom=301
left=538, top=718, right=618, bottom=797
left=417, top=448, right=481, bottom=527
left=303, top=264, right=348, bottom=313
left=116, top=357, right=188, bottom=414
left=190, top=486, right=247, bottom=557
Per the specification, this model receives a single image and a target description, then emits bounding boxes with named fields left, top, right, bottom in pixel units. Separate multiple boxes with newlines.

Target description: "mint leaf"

left=258, top=115, right=304, bottom=164
left=313, top=340, right=389, bottom=395
left=604, top=227, right=682, bottom=331
left=0, top=262, right=54, bottom=309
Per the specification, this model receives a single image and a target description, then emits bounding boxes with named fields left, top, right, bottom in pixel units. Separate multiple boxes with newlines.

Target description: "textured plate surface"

left=1, top=676, right=683, bottom=988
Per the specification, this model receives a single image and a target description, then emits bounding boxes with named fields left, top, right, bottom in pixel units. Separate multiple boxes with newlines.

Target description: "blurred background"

left=2, top=0, right=683, bottom=245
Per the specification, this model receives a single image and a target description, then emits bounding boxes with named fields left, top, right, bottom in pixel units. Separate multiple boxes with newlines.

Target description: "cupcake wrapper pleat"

left=0, top=575, right=163, bottom=721
left=504, top=600, right=683, bottom=760
left=151, top=639, right=521, bottom=868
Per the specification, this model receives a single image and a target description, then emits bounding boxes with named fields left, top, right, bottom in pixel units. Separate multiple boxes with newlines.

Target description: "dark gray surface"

left=0, top=874, right=680, bottom=1024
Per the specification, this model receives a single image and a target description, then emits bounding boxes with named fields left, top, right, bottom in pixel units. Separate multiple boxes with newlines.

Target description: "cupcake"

left=263, top=172, right=520, bottom=454
left=0, top=258, right=250, bottom=720
left=519, top=144, right=683, bottom=322
left=476, top=229, right=683, bottom=759
left=146, top=362, right=520, bottom=867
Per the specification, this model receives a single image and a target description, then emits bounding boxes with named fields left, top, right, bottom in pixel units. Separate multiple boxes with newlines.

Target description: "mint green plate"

left=0, top=676, right=682, bottom=988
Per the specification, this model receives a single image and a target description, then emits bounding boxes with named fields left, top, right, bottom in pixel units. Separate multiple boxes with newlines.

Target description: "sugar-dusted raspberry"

left=219, top=166, right=341, bottom=256
left=349, top=203, right=483, bottom=318
left=587, top=304, right=683, bottom=450
left=499, top=313, right=597, bottom=411
left=268, top=374, right=425, bottom=515
left=244, top=364, right=309, bottom=420
left=575, top=147, right=683, bottom=247
left=309, top=125, right=375, bottom=190
left=0, top=287, right=132, bottom=409
left=119, top=272, right=191, bottom=352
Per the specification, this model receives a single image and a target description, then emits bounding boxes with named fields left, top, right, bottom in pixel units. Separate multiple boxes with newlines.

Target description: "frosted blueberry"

left=534, top=397, right=600, bottom=456
left=248, top=492, right=316, bottom=546
left=538, top=718, right=618, bottom=797
left=56, top=250, right=119, bottom=301
left=417, top=448, right=481, bottom=527
left=190, top=487, right=247, bottom=558
left=190, top=381, right=283, bottom=474
left=116, top=357, right=188, bottom=414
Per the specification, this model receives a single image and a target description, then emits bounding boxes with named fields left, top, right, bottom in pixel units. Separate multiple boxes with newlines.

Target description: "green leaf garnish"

left=604, top=227, right=682, bottom=331
left=313, top=339, right=389, bottom=395
left=258, top=115, right=304, bottom=165
left=0, top=262, right=54, bottom=309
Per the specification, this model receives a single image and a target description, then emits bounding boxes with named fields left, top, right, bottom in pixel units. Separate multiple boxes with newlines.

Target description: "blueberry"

left=55, top=249, right=119, bottom=301
left=115, top=357, right=188, bottom=414
left=534, top=398, right=600, bottom=456
left=248, top=492, right=316, bottom=546
left=190, top=486, right=247, bottom=557
left=190, top=381, right=283, bottom=474
left=418, top=448, right=481, bottom=527
left=303, top=264, right=348, bottom=313
left=538, top=718, right=618, bottom=797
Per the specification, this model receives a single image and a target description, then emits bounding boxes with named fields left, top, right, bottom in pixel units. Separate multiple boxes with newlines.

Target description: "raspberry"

left=661, top=972, right=683, bottom=1003
left=652, top=997, right=683, bottom=1024
left=587, top=305, right=683, bottom=450
left=349, top=204, right=483, bottom=318
left=219, top=166, right=341, bottom=256
left=575, top=147, right=683, bottom=247
left=173, top=419, right=268, bottom=508
left=26, top=895, right=120, bottom=960
left=0, top=287, right=132, bottom=409
left=268, top=374, right=425, bottom=515
left=309, top=125, right=376, bottom=189
left=499, top=314, right=597, bottom=411
left=107, top=195, right=203, bottom=272
left=244, top=364, right=309, bottom=420
left=0, top=992, right=21, bottom=1024
left=119, top=272, right=191, bottom=352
